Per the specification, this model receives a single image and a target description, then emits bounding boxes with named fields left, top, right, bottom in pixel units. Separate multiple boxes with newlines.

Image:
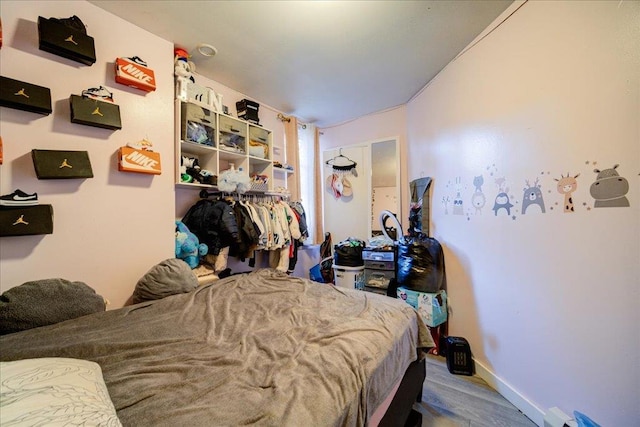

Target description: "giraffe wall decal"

left=554, top=172, right=580, bottom=213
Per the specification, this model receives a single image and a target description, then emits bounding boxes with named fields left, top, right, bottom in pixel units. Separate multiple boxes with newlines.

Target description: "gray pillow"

left=132, top=258, right=198, bottom=304
left=0, top=279, right=106, bottom=335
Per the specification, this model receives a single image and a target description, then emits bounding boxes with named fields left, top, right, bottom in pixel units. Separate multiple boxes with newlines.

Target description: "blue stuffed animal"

left=175, top=220, right=208, bottom=269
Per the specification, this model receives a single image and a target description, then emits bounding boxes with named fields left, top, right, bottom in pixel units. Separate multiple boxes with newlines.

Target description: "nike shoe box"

left=118, top=146, right=162, bottom=175
left=31, top=149, right=94, bottom=179
left=38, top=16, right=96, bottom=65
left=115, top=57, right=156, bottom=92
left=0, top=76, right=52, bottom=115
left=70, top=94, right=122, bottom=130
left=0, top=205, right=54, bottom=237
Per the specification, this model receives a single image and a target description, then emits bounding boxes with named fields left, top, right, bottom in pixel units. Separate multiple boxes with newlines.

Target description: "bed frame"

left=379, top=358, right=426, bottom=426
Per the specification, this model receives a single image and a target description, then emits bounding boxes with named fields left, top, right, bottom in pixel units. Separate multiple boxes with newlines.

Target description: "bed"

left=0, top=268, right=433, bottom=426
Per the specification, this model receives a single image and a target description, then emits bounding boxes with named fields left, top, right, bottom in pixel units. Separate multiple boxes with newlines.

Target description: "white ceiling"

left=89, top=0, right=513, bottom=127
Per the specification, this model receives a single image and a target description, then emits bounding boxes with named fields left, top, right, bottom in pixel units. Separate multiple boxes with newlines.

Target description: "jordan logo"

left=65, top=35, right=78, bottom=45
left=92, top=107, right=103, bottom=116
left=59, top=159, right=73, bottom=169
left=14, top=88, right=29, bottom=98
left=13, top=215, right=29, bottom=226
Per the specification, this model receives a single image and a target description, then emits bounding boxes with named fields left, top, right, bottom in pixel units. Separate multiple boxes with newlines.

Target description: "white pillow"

left=0, top=358, right=122, bottom=426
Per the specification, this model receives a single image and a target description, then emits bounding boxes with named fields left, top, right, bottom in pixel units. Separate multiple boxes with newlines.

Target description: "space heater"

left=444, top=336, right=474, bottom=376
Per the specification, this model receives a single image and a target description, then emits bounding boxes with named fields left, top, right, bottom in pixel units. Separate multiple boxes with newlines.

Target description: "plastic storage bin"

left=332, top=265, right=364, bottom=290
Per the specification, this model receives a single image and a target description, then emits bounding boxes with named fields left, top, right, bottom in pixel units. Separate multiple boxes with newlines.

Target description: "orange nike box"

left=118, top=146, right=161, bottom=175
left=115, top=57, right=156, bottom=92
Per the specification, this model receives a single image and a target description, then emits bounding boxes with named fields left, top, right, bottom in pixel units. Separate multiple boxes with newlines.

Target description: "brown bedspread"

left=0, top=269, right=433, bottom=427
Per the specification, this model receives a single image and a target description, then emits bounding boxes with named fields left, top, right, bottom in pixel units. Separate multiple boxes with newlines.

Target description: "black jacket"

left=182, top=199, right=239, bottom=255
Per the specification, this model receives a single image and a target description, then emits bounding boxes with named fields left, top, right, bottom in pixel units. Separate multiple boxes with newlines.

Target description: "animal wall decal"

left=554, top=172, right=580, bottom=212
left=442, top=196, right=450, bottom=215
left=590, top=164, right=630, bottom=207
left=453, top=177, right=464, bottom=215
left=473, top=175, right=484, bottom=192
left=440, top=160, right=632, bottom=221
left=471, top=175, right=486, bottom=214
left=492, top=176, right=513, bottom=216
left=522, top=178, right=546, bottom=214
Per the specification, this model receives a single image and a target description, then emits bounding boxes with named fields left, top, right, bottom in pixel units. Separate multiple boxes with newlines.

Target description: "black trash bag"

left=334, top=237, right=365, bottom=267
left=319, top=232, right=334, bottom=284
left=397, top=233, right=446, bottom=293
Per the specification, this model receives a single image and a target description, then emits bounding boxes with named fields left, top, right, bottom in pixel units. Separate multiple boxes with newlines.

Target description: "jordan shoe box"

left=38, top=16, right=96, bottom=66
left=31, top=149, right=94, bottom=179
left=70, top=94, right=122, bottom=130
left=0, top=76, right=52, bottom=115
left=0, top=205, right=53, bottom=237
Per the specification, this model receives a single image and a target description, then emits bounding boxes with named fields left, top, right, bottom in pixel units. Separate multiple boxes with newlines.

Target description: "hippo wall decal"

left=590, top=164, right=630, bottom=208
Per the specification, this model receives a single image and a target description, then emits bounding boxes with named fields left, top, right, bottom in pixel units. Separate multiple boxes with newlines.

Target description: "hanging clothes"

left=229, top=202, right=260, bottom=261
left=183, top=193, right=310, bottom=274
left=182, top=198, right=239, bottom=255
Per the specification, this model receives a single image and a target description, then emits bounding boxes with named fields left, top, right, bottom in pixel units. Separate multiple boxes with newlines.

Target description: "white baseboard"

left=473, top=358, right=545, bottom=426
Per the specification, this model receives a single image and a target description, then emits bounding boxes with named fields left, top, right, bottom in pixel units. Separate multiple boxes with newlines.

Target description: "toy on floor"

left=175, top=220, right=208, bottom=269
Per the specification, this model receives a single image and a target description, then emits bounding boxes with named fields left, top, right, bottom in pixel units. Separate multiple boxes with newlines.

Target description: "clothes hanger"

left=325, top=148, right=357, bottom=171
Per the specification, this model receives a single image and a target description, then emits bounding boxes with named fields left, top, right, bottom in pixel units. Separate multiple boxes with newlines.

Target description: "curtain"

left=283, top=117, right=301, bottom=201
left=313, top=126, right=323, bottom=244
left=284, top=117, right=322, bottom=245
left=297, top=123, right=319, bottom=245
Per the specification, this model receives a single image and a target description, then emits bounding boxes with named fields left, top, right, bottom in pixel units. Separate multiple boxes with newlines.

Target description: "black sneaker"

left=0, top=189, right=38, bottom=206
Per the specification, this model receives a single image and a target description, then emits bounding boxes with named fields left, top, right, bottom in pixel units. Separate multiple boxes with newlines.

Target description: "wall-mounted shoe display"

left=0, top=189, right=38, bottom=206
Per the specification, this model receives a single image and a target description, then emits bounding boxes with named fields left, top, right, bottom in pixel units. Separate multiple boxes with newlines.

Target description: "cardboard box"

left=69, top=94, right=122, bottom=130
left=118, top=146, right=161, bottom=175
left=397, top=287, right=447, bottom=327
left=115, top=57, right=156, bottom=92
left=38, top=16, right=96, bottom=66
left=31, top=149, right=93, bottom=179
left=0, top=76, right=52, bottom=115
left=0, top=205, right=54, bottom=237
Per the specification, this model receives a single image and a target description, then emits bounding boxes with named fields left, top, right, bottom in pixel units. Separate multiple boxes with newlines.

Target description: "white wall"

left=0, top=1, right=175, bottom=308
left=406, top=1, right=639, bottom=426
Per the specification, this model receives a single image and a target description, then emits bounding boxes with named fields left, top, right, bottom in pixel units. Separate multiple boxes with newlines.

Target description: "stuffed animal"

left=218, top=165, right=251, bottom=194
left=180, top=156, right=200, bottom=183
left=175, top=220, right=208, bottom=269
left=174, top=47, right=195, bottom=83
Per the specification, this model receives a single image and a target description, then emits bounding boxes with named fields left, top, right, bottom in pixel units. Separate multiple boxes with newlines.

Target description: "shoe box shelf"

left=0, top=205, right=54, bottom=237
left=174, top=99, right=274, bottom=192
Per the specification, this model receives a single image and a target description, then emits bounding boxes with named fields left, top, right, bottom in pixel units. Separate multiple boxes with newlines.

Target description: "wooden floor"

left=415, top=355, right=537, bottom=427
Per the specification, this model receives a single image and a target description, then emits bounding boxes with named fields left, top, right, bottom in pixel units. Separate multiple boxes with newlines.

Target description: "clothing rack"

left=199, top=189, right=291, bottom=202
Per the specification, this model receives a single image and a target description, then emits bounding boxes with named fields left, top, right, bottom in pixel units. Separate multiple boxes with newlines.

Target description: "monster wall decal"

left=521, top=178, right=546, bottom=214
left=590, top=164, right=630, bottom=208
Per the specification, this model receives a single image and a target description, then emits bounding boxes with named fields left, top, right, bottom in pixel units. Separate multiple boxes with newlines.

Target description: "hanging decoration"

left=325, top=149, right=358, bottom=176
left=325, top=149, right=356, bottom=200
